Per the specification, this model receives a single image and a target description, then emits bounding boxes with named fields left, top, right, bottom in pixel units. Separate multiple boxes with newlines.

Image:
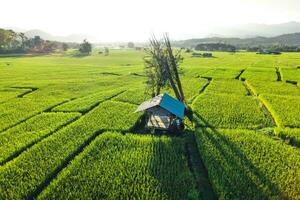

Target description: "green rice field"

left=0, top=50, right=299, bottom=199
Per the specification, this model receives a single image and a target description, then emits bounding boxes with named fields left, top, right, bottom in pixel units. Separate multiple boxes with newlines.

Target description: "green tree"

left=104, top=47, right=109, bottom=56
left=128, top=42, right=135, bottom=48
left=62, top=43, right=68, bottom=51
left=42, top=40, right=56, bottom=53
left=144, top=34, right=185, bottom=102
left=33, top=36, right=43, bottom=48
left=79, top=39, right=92, bottom=54
left=18, top=32, right=27, bottom=50
left=0, top=29, right=20, bottom=52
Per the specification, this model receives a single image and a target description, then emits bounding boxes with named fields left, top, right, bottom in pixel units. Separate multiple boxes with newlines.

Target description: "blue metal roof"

left=159, top=93, right=185, bottom=119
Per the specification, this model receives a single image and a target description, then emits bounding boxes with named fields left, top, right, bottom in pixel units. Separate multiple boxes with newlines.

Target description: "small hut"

left=135, top=47, right=144, bottom=51
left=257, top=49, right=281, bottom=55
left=135, top=93, right=185, bottom=132
left=192, top=52, right=202, bottom=57
left=203, top=52, right=213, bottom=57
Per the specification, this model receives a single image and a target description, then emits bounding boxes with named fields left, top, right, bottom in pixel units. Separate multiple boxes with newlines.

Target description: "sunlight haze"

left=1, top=0, right=300, bottom=41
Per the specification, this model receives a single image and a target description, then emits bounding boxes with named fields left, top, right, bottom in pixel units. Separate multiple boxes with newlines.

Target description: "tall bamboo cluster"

left=144, top=34, right=185, bottom=102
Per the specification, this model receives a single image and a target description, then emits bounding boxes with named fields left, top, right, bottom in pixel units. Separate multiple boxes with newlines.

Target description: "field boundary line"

left=285, top=80, right=298, bottom=86
left=241, top=79, right=253, bottom=96
left=80, top=90, right=126, bottom=114
left=1, top=92, right=127, bottom=166
left=192, top=112, right=274, bottom=130
left=51, top=90, right=126, bottom=114
left=190, top=77, right=212, bottom=105
left=0, top=100, right=70, bottom=134
left=200, top=76, right=213, bottom=81
left=28, top=129, right=106, bottom=200
left=194, top=68, right=214, bottom=78
left=14, top=91, right=127, bottom=199
left=258, top=96, right=300, bottom=129
left=188, top=77, right=212, bottom=103
left=112, top=99, right=140, bottom=106
left=28, top=94, right=156, bottom=198
left=44, top=97, right=77, bottom=112
left=0, top=115, right=81, bottom=166
left=243, top=80, right=277, bottom=127
left=257, top=95, right=281, bottom=128
left=235, top=68, right=246, bottom=80
left=185, top=133, right=217, bottom=200
left=0, top=87, right=38, bottom=104
left=199, top=77, right=212, bottom=93
left=10, top=86, right=39, bottom=98
left=98, top=72, right=121, bottom=76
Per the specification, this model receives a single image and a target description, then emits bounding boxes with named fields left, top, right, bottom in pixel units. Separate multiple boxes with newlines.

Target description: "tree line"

left=246, top=45, right=300, bottom=52
left=0, top=28, right=79, bottom=54
left=195, top=43, right=236, bottom=52
left=193, top=42, right=300, bottom=52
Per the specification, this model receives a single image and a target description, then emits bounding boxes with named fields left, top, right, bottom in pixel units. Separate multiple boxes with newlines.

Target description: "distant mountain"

left=174, top=33, right=300, bottom=48
left=5, top=21, right=300, bottom=43
left=6, top=28, right=94, bottom=43
left=209, top=21, right=300, bottom=38
left=24, top=29, right=54, bottom=40
left=4, top=27, right=27, bottom=33
left=24, top=29, right=95, bottom=43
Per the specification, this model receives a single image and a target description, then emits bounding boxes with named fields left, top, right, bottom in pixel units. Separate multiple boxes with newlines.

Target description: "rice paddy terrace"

left=0, top=50, right=299, bottom=199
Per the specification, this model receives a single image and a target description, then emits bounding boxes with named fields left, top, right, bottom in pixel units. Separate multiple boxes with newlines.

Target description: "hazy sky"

left=1, top=0, right=300, bottom=41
